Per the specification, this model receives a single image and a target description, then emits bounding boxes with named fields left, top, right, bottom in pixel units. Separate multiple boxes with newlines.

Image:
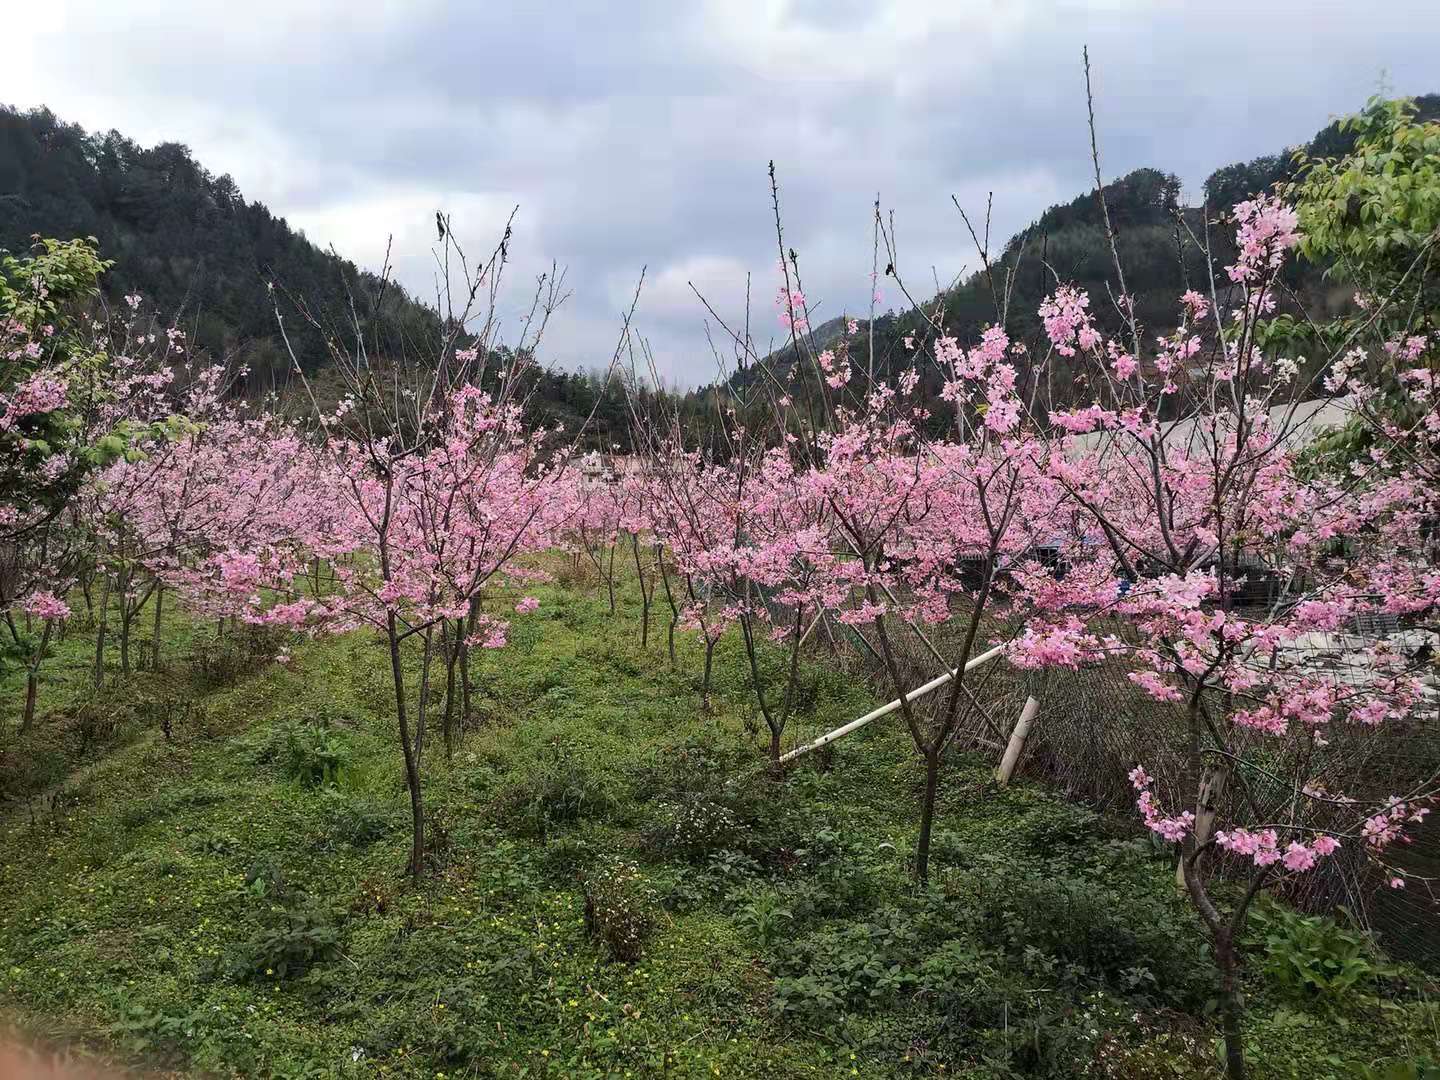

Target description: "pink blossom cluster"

left=1129, top=767, right=1195, bottom=843
left=21, top=590, right=71, bottom=621
left=1226, top=195, right=1299, bottom=284
left=1215, top=828, right=1342, bottom=872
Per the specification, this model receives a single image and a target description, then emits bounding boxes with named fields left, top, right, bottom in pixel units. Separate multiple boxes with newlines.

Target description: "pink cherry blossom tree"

left=1015, top=170, right=1439, bottom=1077
left=250, top=217, right=605, bottom=877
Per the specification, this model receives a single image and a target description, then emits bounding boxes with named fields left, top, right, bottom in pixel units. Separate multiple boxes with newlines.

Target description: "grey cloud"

left=10, top=0, right=1440, bottom=383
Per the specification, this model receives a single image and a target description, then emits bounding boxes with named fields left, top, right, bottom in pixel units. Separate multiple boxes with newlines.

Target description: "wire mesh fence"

left=803, top=604, right=1440, bottom=972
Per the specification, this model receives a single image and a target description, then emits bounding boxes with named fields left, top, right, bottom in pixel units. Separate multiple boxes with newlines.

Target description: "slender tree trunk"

left=22, top=620, right=54, bottom=732
left=1216, top=928, right=1246, bottom=1079
left=22, top=672, right=39, bottom=732
left=93, top=572, right=111, bottom=690
left=442, top=619, right=458, bottom=760
left=915, top=748, right=942, bottom=884
left=656, top=545, right=678, bottom=666
left=119, top=601, right=132, bottom=676
left=415, top=624, right=435, bottom=769
left=459, top=631, right=473, bottom=729
left=631, top=534, right=652, bottom=649
left=1182, top=845, right=1261, bottom=1080
left=1181, top=762, right=1229, bottom=888
left=739, top=612, right=780, bottom=760
left=702, top=638, right=715, bottom=710
left=151, top=583, right=164, bottom=671
left=387, top=613, right=425, bottom=878
left=604, top=541, right=617, bottom=615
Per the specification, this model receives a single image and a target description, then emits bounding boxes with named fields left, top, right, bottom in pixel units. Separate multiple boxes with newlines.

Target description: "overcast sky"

left=8, top=0, right=1440, bottom=385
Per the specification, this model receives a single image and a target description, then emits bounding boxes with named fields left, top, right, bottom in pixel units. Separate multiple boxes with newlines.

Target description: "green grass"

left=1, top=561, right=1436, bottom=1078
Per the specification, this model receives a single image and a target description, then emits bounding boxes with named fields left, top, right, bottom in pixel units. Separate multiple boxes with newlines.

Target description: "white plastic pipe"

left=994, top=695, right=1040, bottom=786
left=777, top=644, right=1006, bottom=763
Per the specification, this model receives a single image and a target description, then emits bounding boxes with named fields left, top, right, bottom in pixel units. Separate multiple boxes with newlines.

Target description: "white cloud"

left=6, top=0, right=1440, bottom=384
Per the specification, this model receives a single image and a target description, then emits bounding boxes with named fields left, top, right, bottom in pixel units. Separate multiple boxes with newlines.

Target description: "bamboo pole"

left=994, top=696, right=1040, bottom=785
left=777, top=644, right=1006, bottom=764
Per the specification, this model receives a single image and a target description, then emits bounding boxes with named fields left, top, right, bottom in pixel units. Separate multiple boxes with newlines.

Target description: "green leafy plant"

left=733, top=891, right=794, bottom=945
left=1251, top=902, right=1398, bottom=1007
left=771, top=973, right=845, bottom=1025
left=1353, top=1059, right=1440, bottom=1080
left=105, top=999, right=213, bottom=1056
left=491, top=743, right=617, bottom=839
left=284, top=721, right=347, bottom=787
left=231, top=899, right=342, bottom=981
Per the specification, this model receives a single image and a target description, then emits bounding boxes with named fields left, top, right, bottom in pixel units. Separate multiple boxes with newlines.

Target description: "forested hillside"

left=0, top=106, right=645, bottom=441
left=0, top=107, right=444, bottom=392
left=4, top=94, right=1435, bottom=444
left=743, top=94, right=1440, bottom=419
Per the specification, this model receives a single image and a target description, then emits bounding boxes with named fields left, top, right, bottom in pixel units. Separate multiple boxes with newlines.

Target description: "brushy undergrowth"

left=1, top=559, right=1436, bottom=1078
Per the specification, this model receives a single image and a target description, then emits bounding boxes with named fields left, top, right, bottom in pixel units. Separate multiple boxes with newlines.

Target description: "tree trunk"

left=93, top=572, right=111, bottom=690
left=632, top=535, right=651, bottom=649
left=387, top=613, right=425, bottom=878
left=1180, top=763, right=1229, bottom=888
left=22, top=620, right=54, bottom=732
left=414, top=624, right=435, bottom=769
left=151, top=583, right=164, bottom=670
left=1182, top=845, right=1256, bottom=1080
left=701, top=639, right=715, bottom=709
left=915, top=749, right=942, bottom=884
left=459, top=631, right=473, bottom=729
left=22, top=672, right=38, bottom=731
left=1216, top=927, right=1247, bottom=1080
left=656, top=545, right=678, bottom=666
left=604, top=541, right=617, bottom=615
left=442, top=619, right=458, bottom=760
left=119, top=607, right=132, bottom=675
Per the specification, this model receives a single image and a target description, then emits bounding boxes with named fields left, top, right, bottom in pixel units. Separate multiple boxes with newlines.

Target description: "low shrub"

left=225, top=896, right=344, bottom=981
left=643, top=797, right=739, bottom=861
left=186, top=624, right=290, bottom=687
left=319, top=791, right=393, bottom=849
left=284, top=721, right=347, bottom=787
left=582, top=856, right=658, bottom=963
left=960, top=868, right=1212, bottom=1007
left=490, top=743, right=618, bottom=839
left=205, top=858, right=345, bottom=982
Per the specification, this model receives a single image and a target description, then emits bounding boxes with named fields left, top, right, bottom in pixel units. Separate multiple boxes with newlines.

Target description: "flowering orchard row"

left=4, top=100, right=1438, bottom=1078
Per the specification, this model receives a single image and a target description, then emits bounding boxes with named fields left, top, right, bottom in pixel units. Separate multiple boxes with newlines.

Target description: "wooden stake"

left=994, top=696, right=1040, bottom=786
left=777, top=644, right=1005, bottom=764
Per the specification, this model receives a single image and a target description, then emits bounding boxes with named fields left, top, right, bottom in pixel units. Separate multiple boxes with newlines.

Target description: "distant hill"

left=0, top=105, right=443, bottom=393
left=740, top=94, right=1440, bottom=412
left=0, top=105, right=640, bottom=442
left=4, top=95, right=1434, bottom=449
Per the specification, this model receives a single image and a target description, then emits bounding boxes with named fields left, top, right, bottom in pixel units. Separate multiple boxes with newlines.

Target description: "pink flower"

left=515, top=596, right=539, bottom=614
left=1226, top=195, right=1299, bottom=284
left=21, top=591, right=70, bottom=621
left=1281, top=842, right=1316, bottom=873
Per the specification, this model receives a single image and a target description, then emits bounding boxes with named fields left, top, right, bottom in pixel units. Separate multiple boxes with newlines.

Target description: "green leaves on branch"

left=1291, top=95, right=1440, bottom=287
